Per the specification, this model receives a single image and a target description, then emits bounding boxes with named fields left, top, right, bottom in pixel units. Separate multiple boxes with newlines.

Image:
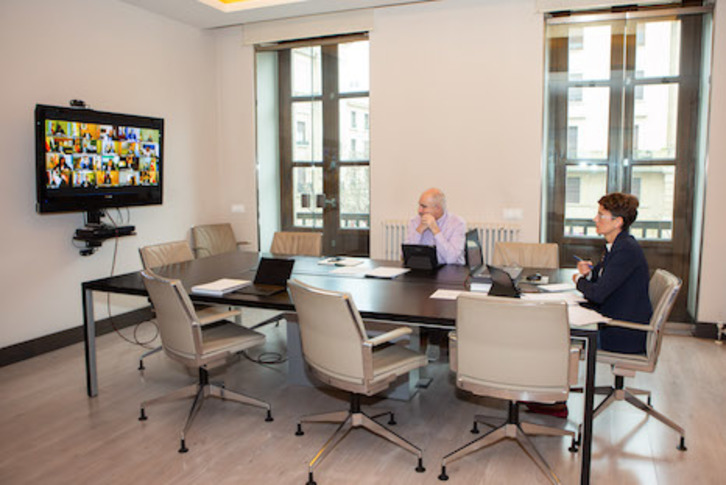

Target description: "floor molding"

left=0, top=307, right=153, bottom=367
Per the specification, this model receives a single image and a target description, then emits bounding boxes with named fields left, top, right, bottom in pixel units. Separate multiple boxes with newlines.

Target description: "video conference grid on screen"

left=44, top=120, right=160, bottom=190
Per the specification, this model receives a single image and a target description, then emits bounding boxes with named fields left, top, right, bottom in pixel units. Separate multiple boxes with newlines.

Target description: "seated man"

left=404, top=187, right=466, bottom=265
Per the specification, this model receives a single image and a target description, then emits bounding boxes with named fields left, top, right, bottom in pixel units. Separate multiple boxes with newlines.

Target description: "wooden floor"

left=0, top=314, right=724, bottom=485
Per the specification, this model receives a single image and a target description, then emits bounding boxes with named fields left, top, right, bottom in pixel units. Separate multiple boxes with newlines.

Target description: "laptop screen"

left=464, top=229, right=483, bottom=271
left=402, top=244, right=440, bottom=270
left=254, top=257, right=295, bottom=286
left=486, top=264, right=521, bottom=298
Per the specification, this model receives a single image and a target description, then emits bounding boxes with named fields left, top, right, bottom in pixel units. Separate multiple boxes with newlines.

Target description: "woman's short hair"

left=599, top=192, right=639, bottom=231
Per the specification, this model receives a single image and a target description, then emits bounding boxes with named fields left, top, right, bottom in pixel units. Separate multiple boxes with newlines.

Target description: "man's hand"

left=417, top=213, right=441, bottom=235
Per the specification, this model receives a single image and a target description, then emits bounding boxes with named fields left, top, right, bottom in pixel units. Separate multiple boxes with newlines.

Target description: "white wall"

left=0, top=0, right=219, bottom=347
left=369, top=0, right=544, bottom=254
left=697, top=0, right=726, bottom=323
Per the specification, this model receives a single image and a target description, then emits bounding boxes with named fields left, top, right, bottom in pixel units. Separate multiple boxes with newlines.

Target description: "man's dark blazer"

left=576, top=231, right=653, bottom=354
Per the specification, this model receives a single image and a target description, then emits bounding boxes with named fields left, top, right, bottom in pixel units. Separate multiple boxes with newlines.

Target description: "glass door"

left=279, top=37, right=370, bottom=256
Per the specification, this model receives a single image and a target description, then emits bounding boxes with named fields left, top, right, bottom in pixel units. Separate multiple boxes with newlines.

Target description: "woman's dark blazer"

left=576, top=231, right=653, bottom=354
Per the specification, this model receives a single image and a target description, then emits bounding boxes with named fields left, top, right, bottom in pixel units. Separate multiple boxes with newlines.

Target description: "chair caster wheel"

left=178, top=439, right=189, bottom=453
left=470, top=422, right=479, bottom=434
left=438, top=465, right=449, bottom=481
left=295, top=424, right=304, bottom=436
left=415, top=458, right=425, bottom=473
left=138, top=409, right=147, bottom=421
left=388, top=413, right=397, bottom=426
left=265, top=410, right=274, bottom=422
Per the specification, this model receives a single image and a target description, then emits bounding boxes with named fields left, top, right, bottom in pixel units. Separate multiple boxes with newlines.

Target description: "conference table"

left=81, top=251, right=598, bottom=485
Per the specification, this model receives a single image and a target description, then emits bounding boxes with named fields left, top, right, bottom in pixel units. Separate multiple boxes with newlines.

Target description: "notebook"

left=402, top=244, right=442, bottom=271
left=236, top=257, right=295, bottom=296
left=191, top=278, right=251, bottom=297
left=487, top=264, right=521, bottom=298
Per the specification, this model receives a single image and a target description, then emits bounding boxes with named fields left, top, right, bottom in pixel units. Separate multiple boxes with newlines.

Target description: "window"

left=261, top=35, right=370, bottom=255
left=296, top=121, right=308, bottom=144
left=566, top=177, right=581, bottom=204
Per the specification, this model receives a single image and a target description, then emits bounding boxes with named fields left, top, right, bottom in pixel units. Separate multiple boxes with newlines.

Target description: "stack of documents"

left=364, top=267, right=410, bottom=279
left=538, top=282, right=576, bottom=292
left=191, top=278, right=251, bottom=296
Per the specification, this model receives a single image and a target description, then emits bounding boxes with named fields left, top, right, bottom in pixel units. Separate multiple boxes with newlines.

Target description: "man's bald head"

left=418, top=188, right=446, bottom=219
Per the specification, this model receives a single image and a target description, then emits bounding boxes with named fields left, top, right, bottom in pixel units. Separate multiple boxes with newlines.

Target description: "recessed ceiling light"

left=198, top=0, right=307, bottom=13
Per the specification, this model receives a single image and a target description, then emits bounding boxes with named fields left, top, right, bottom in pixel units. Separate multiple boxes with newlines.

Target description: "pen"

left=573, top=255, right=593, bottom=268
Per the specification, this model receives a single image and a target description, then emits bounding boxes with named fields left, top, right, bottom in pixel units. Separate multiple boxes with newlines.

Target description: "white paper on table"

left=538, top=282, right=577, bottom=292
left=520, top=291, right=585, bottom=306
left=568, top=305, right=609, bottom=327
left=365, top=267, right=410, bottom=279
left=430, top=289, right=465, bottom=300
left=330, top=266, right=368, bottom=275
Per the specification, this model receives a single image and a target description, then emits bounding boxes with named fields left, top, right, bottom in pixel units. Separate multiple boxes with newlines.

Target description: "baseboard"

left=691, top=320, right=723, bottom=340
left=0, top=307, right=154, bottom=367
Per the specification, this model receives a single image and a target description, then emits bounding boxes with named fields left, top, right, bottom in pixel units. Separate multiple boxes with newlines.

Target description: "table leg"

left=83, top=286, right=98, bottom=397
left=580, top=333, right=596, bottom=485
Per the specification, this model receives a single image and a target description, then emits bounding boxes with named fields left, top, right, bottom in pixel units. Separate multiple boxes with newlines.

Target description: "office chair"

left=439, top=294, right=579, bottom=484
left=270, top=231, right=323, bottom=256
left=138, top=270, right=272, bottom=453
left=492, top=242, right=559, bottom=269
left=137, top=241, right=241, bottom=371
left=576, top=269, right=686, bottom=450
left=191, top=223, right=247, bottom=258
left=287, top=279, right=427, bottom=485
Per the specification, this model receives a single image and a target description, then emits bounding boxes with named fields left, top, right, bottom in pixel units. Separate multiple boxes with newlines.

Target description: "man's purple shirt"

left=404, top=212, right=466, bottom=265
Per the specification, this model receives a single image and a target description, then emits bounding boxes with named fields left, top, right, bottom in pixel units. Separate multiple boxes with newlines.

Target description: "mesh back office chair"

left=137, top=241, right=241, bottom=371
left=138, top=270, right=272, bottom=453
left=288, top=279, right=428, bottom=485
left=439, top=294, right=579, bottom=484
left=581, top=269, right=686, bottom=450
left=191, top=223, right=247, bottom=258
left=492, top=242, right=559, bottom=269
left=270, top=231, right=323, bottom=257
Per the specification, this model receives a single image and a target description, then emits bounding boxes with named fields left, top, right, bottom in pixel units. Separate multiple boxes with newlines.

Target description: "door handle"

left=316, top=194, right=337, bottom=209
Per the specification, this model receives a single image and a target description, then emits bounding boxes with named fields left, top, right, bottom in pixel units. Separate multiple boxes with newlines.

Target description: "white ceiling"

left=119, top=0, right=435, bottom=29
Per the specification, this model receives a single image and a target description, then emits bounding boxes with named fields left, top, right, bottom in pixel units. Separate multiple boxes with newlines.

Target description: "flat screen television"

left=35, top=104, right=163, bottom=221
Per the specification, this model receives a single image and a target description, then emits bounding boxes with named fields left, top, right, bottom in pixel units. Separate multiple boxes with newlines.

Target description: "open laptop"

left=236, top=257, right=295, bottom=296
left=465, top=229, right=490, bottom=281
left=487, top=264, right=521, bottom=298
left=402, top=244, right=442, bottom=271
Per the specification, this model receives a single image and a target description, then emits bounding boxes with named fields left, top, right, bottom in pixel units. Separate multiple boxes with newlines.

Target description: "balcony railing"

left=565, top=218, right=672, bottom=240
left=295, top=212, right=370, bottom=229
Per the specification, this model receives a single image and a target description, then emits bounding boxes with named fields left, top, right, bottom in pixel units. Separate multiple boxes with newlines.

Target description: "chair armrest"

left=365, top=327, right=412, bottom=347
left=449, top=331, right=457, bottom=373
left=602, top=319, right=654, bottom=332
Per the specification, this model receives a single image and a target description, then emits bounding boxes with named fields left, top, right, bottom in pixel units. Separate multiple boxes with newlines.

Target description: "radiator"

left=382, top=220, right=521, bottom=263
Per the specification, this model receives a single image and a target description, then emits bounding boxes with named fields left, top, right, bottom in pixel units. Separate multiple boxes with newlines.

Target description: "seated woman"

left=574, top=192, right=653, bottom=354
left=527, top=193, right=652, bottom=419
